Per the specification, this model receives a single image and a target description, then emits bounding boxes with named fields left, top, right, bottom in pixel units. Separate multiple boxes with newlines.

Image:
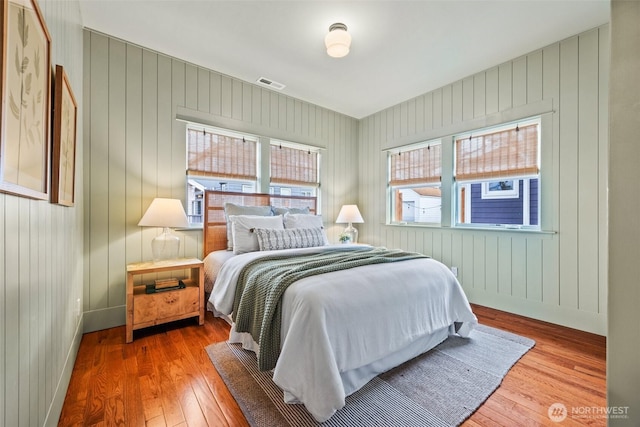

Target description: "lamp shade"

left=138, top=198, right=189, bottom=228
left=336, top=204, right=364, bottom=224
left=325, top=23, right=351, bottom=58
left=138, top=198, right=189, bottom=261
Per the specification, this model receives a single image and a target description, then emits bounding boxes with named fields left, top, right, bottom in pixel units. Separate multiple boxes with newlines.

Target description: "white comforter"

left=208, top=244, right=477, bottom=422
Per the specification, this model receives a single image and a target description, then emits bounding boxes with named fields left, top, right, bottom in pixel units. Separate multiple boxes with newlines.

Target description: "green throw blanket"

left=232, top=247, right=428, bottom=371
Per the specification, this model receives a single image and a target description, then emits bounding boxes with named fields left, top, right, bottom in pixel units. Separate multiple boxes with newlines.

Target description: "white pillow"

left=283, top=212, right=323, bottom=229
left=271, top=206, right=310, bottom=216
left=224, top=203, right=273, bottom=250
left=283, top=213, right=329, bottom=244
left=230, top=215, right=284, bottom=254
left=255, top=227, right=327, bottom=251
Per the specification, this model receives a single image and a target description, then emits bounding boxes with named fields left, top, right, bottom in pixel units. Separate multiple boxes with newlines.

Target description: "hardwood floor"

left=58, top=304, right=606, bottom=426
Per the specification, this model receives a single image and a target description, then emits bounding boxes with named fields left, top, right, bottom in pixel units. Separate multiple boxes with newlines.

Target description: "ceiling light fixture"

left=325, top=23, right=351, bottom=58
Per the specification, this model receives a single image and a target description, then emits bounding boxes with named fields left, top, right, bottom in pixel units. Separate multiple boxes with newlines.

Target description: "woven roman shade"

left=270, top=144, right=319, bottom=187
left=455, top=124, right=539, bottom=181
left=187, top=129, right=257, bottom=180
left=390, top=143, right=441, bottom=186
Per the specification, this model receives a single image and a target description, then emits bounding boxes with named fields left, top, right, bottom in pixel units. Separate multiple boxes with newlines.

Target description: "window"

left=186, top=127, right=258, bottom=224
left=388, top=141, right=441, bottom=224
left=184, top=127, right=322, bottom=224
left=269, top=141, right=320, bottom=199
left=454, top=119, right=540, bottom=228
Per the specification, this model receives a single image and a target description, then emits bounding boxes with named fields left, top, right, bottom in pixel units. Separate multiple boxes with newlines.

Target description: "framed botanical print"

left=51, top=65, right=77, bottom=206
left=0, top=0, right=52, bottom=200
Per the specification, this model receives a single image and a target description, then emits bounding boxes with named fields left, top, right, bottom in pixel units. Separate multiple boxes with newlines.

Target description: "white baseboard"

left=83, top=305, right=126, bottom=333
left=467, top=289, right=606, bottom=336
left=44, top=314, right=84, bottom=427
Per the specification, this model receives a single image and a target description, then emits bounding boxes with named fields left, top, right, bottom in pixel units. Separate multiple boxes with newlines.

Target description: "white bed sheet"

left=208, top=244, right=478, bottom=422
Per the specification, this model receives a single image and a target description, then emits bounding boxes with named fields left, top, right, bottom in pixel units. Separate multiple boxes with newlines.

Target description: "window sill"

left=387, top=222, right=556, bottom=235
left=176, top=224, right=204, bottom=231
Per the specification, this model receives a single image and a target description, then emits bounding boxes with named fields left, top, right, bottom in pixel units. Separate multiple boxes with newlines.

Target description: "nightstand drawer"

left=133, top=286, right=199, bottom=326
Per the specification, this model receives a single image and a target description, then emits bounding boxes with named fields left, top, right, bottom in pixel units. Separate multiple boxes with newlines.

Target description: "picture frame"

left=51, top=65, right=77, bottom=206
left=0, top=0, right=52, bottom=200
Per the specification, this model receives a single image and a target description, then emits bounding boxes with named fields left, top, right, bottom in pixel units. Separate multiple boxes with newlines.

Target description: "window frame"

left=453, top=118, right=541, bottom=230
left=185, top=125, right=261, bottom=225
left=186, top=125, right=259, bottom=181
left=387, top=139, right=442, bottom=226
left=269, top=139, right=321, bottom=202
left=184, top=125, right=324, bottom=225
left=386, top=115, right=549, bottom=233
left=481, top=180, right=520, bottom=199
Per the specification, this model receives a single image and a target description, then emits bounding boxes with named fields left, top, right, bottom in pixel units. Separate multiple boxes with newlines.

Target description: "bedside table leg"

left=126, top=273, right=134, bottom=343
left=196, top=266, right=205, bottom=325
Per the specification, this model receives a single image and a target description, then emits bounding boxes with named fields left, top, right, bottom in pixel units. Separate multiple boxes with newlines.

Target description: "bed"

left=203, top=190, right=478, bottom=422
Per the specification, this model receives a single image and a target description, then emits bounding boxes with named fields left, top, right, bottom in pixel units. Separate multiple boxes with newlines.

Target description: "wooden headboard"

left=202, top=190, right=318, bottom=258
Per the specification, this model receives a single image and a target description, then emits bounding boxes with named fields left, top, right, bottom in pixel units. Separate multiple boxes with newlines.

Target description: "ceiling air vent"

left=256, top=77, right=285, bottom=91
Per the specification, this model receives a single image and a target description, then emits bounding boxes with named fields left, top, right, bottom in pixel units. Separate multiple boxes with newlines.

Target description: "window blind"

left=455, top=123, right=539, bottom=181
left=187, top=129, right=256, bottom=180
left=389, top=143, right=441, bottom=186
left=270, top=144, right=319, bottom=187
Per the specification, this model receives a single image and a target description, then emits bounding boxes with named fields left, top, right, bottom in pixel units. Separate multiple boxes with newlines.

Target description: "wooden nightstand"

left=126, top=258, right=204, bottom=343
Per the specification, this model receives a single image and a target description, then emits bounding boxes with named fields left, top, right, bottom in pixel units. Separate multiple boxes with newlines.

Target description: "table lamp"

left=336, top=204, right=364, bottom=243
left=138, top=198, right=189, bottom=261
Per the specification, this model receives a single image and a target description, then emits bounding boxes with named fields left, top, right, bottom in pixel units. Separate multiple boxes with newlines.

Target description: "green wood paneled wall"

left=82, top=30, right=359, bottom=331
left=0, top=11, right=613, bottom=427
left=608, top=0, right=640, bottom=419
left=0, top=1, right=84, bottom=425
left=357, top=26, right=609, bottom=335
left=83, top=27, right=608, bottom=336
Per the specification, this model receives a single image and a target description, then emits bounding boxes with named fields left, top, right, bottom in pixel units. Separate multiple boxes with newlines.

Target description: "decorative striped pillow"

left=254, top=227, right=326, bottom=251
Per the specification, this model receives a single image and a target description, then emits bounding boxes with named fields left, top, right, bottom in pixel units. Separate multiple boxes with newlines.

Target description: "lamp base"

left=343, top=223, right=359, bottom=244
left=151, top=227, right=181, bottom=261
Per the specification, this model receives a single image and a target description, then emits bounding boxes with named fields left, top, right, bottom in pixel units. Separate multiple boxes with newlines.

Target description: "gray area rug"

left=206, top=325, right=535, bottom=426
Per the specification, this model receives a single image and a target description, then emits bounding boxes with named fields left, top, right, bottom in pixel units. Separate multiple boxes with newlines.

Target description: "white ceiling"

left=79, top=0, right=609, bottom=119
